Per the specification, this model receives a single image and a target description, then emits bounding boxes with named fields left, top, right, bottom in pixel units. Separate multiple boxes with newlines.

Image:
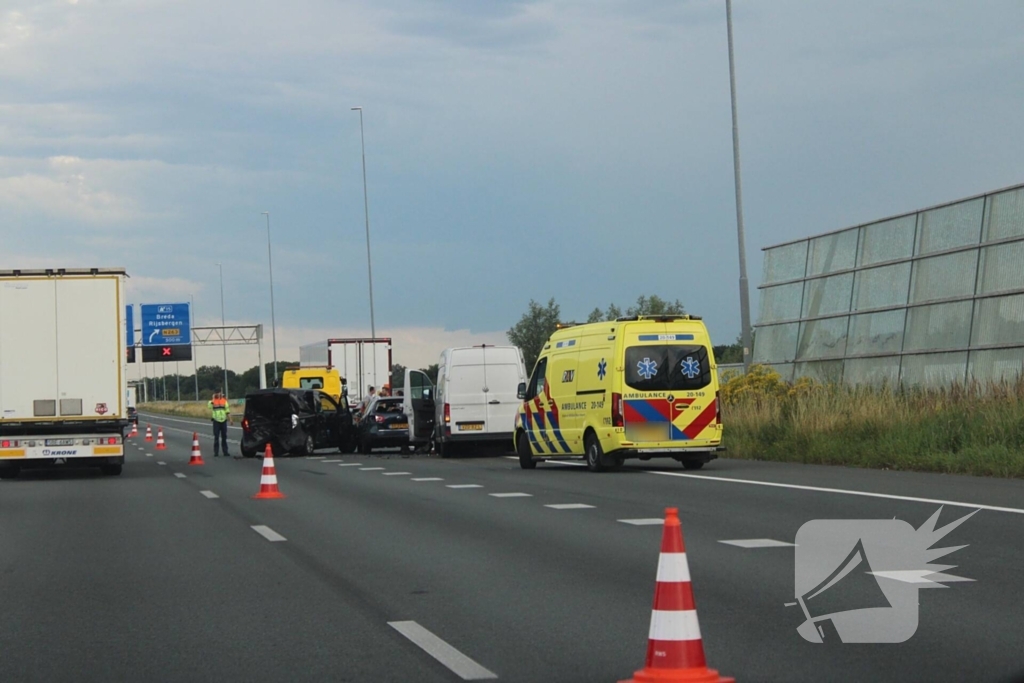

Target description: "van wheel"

left=242, top=447, right=257, bottom=459
left=438, top=440, right=451, bottom=459
left=585, top=433, right=607, bottom=472
left=517, top=432, right=536, bottom=470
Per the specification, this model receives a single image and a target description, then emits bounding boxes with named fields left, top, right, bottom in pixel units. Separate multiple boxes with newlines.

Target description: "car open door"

left=403, top=368, right=435, bottom=446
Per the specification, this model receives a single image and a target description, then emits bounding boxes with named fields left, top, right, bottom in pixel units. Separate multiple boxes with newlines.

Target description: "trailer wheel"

left=101, top=464, right=123, bottom=476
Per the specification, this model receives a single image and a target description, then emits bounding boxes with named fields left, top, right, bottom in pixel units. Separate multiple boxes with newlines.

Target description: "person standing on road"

left=208, top=391, right=232, bottom=457
left=361, top=386, right=376, bottom=415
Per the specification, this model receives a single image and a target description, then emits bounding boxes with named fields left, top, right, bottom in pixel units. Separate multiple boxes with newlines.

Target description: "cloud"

left=127, top=276, right=205, bottom=304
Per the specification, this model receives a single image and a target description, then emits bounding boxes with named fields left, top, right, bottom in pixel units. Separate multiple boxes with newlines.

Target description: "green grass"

left=721, top=374, right=1024, bottom=479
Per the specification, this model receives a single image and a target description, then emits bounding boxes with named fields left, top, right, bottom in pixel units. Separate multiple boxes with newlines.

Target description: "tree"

left=391, top=363, right=406, bottom=389
left=586, top=307, right=604, bottom=324
left=507, top=298, right=561, bottom=371
left=626, top=294, right=685, bottom=317
left=420, top=364, right=439, bottom=384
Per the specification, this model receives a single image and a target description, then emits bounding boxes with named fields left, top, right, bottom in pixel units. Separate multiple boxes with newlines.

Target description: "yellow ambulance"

left=514, top=315, right=723, bottom=471
left=281, top=366, right=347, bottom=405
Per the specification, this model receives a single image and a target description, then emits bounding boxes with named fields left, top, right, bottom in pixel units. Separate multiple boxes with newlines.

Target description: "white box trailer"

left=0, top=268, right=128, bottom=477
left=299, top=337, right=392, bottom=404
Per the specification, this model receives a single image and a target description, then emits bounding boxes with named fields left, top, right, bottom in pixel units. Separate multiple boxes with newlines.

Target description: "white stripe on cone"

left=648, top=610, right=702, bottom=642
left=655, top=552, right=691, bottom=583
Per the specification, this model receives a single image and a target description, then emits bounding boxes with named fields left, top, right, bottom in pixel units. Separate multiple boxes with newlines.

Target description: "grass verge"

left=721, top=366, right=1024, bottom=479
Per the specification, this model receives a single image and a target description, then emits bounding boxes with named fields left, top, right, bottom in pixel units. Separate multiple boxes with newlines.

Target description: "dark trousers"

left=212, top=420, right=229, bottom=455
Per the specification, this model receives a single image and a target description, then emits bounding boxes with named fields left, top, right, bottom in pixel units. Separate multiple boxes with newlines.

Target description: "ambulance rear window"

left=624, top=345, right=711, bottom=391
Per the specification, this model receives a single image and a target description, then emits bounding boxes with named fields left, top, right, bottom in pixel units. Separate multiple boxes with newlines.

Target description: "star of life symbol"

left=636, top=357, right=658, bottom=380
left=680, top=357, right=700, bottom=379
left=597, top=358, right=607, bottom=380
left=791, top=507, right=977, bottom=644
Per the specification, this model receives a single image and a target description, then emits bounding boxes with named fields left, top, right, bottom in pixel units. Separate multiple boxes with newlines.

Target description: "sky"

left=2, top=0, right=1023, bottom=375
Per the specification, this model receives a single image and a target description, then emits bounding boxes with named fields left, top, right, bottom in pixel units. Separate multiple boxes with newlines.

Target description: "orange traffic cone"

left=128, top=422, right=138, bottom=438
left=619, top=508, right=734, bottom=683
left=188, top=432, right=205, bottom=466
left=252, top=444, right=286, bottom=499
left=145, top=424, right=153, bottom=442
left=155, top=427, right=166, bottom=450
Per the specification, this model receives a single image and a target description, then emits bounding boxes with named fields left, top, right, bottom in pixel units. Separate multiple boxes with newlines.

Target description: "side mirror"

left=517, top=382, right=527, bottom=400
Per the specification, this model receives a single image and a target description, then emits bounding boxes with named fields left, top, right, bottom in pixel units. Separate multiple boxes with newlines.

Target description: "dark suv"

left=241, top=388, right=355, bottom=458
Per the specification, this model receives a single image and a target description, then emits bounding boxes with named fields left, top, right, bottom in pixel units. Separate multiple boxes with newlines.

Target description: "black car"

left=355, top=397, right=413, bottom=454
left=126, top=406, right=139, bottom=425
left=241, top=388, right=355, bottom=458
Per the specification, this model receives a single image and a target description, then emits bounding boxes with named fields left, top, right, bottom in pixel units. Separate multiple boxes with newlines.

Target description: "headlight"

left=291, top=414, right=298, bottom=428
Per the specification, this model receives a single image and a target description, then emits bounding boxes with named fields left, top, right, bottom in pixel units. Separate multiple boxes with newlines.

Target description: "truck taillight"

left=444, top=403, right=450, bottom=424
left=1, top=440, right=10, bottom=448
left=107, top=437, right=117, bottom=445
left=611, top=393, right=624, bottom=427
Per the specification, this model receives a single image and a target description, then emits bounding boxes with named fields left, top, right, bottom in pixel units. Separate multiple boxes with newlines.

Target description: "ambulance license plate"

left=458, top=423, right=484, bottom=431
left=45, top=439, right=75, bottom=446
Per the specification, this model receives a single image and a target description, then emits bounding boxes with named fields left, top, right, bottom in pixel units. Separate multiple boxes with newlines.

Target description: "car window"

left=526, top=357, right=548, bottom=399
left=624, top=345, right=712, bottom=391
left=376, top=400, right=403, bottom=413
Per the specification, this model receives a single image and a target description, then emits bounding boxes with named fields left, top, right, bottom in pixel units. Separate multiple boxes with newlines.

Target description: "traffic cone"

left=128, top=422, right=138, bottom=438
left=145, top=424, right=153, bottom=442
left=188, top=433, right=205, bottom=466
left=618, top=508, right=734, bottom=683
left=155, top=427, right=166, bottom=450
left=252, top=444, right=286, bottom=499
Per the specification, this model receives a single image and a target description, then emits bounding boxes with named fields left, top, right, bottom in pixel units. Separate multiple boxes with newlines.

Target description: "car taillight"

left=444, top=403, right=450, bottom=424
left=242, top=418, right=249, bottom=431
left=715, top=391, right=721, bottom=423
left=611, top=393, right=623, bottom=427
left=375, top=415, right=385, bottom=424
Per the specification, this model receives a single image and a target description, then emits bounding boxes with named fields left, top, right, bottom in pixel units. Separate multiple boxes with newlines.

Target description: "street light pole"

left=190, top=294, right=199, bottom=400
left=725, top=0, right=753, bottom=370
left=217, top=262, right=230, bottom=400
left=262, top=211, right=279, bottom=385
left=351, top=106, right=378, bottom=388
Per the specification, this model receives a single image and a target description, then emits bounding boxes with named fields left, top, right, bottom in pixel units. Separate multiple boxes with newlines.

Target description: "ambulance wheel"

left=517, top=432, right=536, bottom=470
left=585, top=433, right=607, bottom=472
left=682, top=460, right=705, bottom=470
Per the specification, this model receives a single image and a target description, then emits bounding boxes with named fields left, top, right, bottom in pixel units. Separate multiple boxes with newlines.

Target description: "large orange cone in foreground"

left=619, top=508, right=734, bottom=683
left=145, top=424, right=153, bottom=442
left=252, top=444, right=286, bottom=499
left=155, top=427, right=167, bottom=450
left=188, top=432, right=205, bottom=466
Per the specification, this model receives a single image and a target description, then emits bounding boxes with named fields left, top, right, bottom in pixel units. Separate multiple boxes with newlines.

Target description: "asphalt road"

left=1, top=411, right=1022, bottom=683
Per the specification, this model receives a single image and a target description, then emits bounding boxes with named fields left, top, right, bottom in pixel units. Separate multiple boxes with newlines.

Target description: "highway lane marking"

left=307, top=456, right=327, bottom=460
left=360, top=467, right=386, bottom=471
left=503, top=455, right=587, bottom=468
left=251, top=525, right=287, bottom=542
left=489, top=492, right=533, bottom=498
left=646, top=471, right=1024, bottom=515
left=157, top=461, right=166, bottom=466
left=412, top=477, right=444, bottom=482
left=338, top=463, right=363, bottom=467
left=447, top=484, right=484, bottom=489
left=545, top=503, right=595, bottom=510
left=388, top=621, right=497, bottom=681
left=146, top=454, right=153, bottom=457
left=173, top=473, right=187, bottom=479
left=200, top=490, right=220, bottom=499
left=719, top=539, right=795, bottom=548
left=383, top=472, right=412, bottom=476
left=618, top=518, right=665, bottom=525
left=321, top=459, right=343, bottom=462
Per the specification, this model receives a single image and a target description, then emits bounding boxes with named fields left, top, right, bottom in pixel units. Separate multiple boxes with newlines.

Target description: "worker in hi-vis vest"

left=208, top=391, right=232, bottom=457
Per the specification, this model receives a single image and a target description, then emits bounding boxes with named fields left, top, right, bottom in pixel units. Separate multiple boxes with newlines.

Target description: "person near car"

left=208, top=391, right=232, bottom=457
left=361, top=386, right=376, bottom=415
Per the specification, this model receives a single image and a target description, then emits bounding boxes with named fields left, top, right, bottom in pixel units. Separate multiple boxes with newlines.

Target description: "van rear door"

left=621, top=333, right=717, bottom=446
left=448, top=349, right=488, bottom=435
left=482, top=348, right=525, bottom=437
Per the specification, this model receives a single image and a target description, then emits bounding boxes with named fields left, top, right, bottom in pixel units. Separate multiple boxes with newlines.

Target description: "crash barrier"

left=619, top=508, right=734, bottom=683
left=188, top=432, right=205, bottom=466
left=252, top=444, right=286, bottom=499
left=155, top=427, right=166, bottom=450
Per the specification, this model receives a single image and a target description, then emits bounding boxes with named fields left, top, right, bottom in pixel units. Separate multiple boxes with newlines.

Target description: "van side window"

left=526, top=357, right=548, bottom=399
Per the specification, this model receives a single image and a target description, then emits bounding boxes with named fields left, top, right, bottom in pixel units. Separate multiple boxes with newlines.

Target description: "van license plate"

left=458, top=423, right=484, bottom=431
left=45, top=439, right=75, bottom=446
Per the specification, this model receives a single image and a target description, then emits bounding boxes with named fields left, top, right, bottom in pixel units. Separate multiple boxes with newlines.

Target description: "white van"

left=403, top=345, right=526, bottom=457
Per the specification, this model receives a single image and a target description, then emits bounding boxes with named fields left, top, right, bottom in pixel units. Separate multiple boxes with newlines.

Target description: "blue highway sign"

left=141, top=303, right=191, bottom=347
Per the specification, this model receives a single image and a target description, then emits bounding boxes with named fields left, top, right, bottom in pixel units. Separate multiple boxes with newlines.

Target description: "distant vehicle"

left=0, top=268, right=129, bottom=478
left=426, top=345, right=526, bottom=457
left=299, top=337, right=391, bottom=406
left=515, top=315, right=724, bottom=472
left=126, top=385, right=139, bottom=422
left=126, top=406, right=138, bottom=425
left=281, top=366, right=345, bottom=402
left=240, top=388, right=355, bottom=458
left=354, top=397, right=414, bottom=454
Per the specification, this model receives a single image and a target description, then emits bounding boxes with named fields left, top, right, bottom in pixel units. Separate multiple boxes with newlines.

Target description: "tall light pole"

left=190, top=294, right=199, bottom=400
left=262, top=211, right=279, bottom=385
left=726, top=0, right=753, bottom=370
left=351, top=106, right=378, bottom=387
left=217, top=262, right=230, bottom=400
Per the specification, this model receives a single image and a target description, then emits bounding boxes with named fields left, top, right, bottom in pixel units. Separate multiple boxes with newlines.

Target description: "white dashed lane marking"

left=388, top=621, right=497, bottom=681
left=321, top=459, right=343, bottom=463
left=545, top=503, right=594, bottom=510
left=173, top=473, right=186, bottom=479
left=618, top=518, right=665, bottom=525
left=360, top=467, right=386, bottom=471
left=157, top=461, right=166, bottom=466
left=383, top=472, right=412, bottom=476
left=489, top=492, right=532, bottom=498
left=447, top=484, right=483, bottom=489
left=251, top=525, right=287, bottom=542
left=200, top=490, right=220, bottom=499
left=719, top=539, right=796, bottom=548
left=338, top=463, right=363, bottom=467
left=412, top=478, right=444, bottom=482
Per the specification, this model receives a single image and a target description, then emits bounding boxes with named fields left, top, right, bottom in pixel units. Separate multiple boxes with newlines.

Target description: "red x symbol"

left=162, top=347, right=172, bottom=356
